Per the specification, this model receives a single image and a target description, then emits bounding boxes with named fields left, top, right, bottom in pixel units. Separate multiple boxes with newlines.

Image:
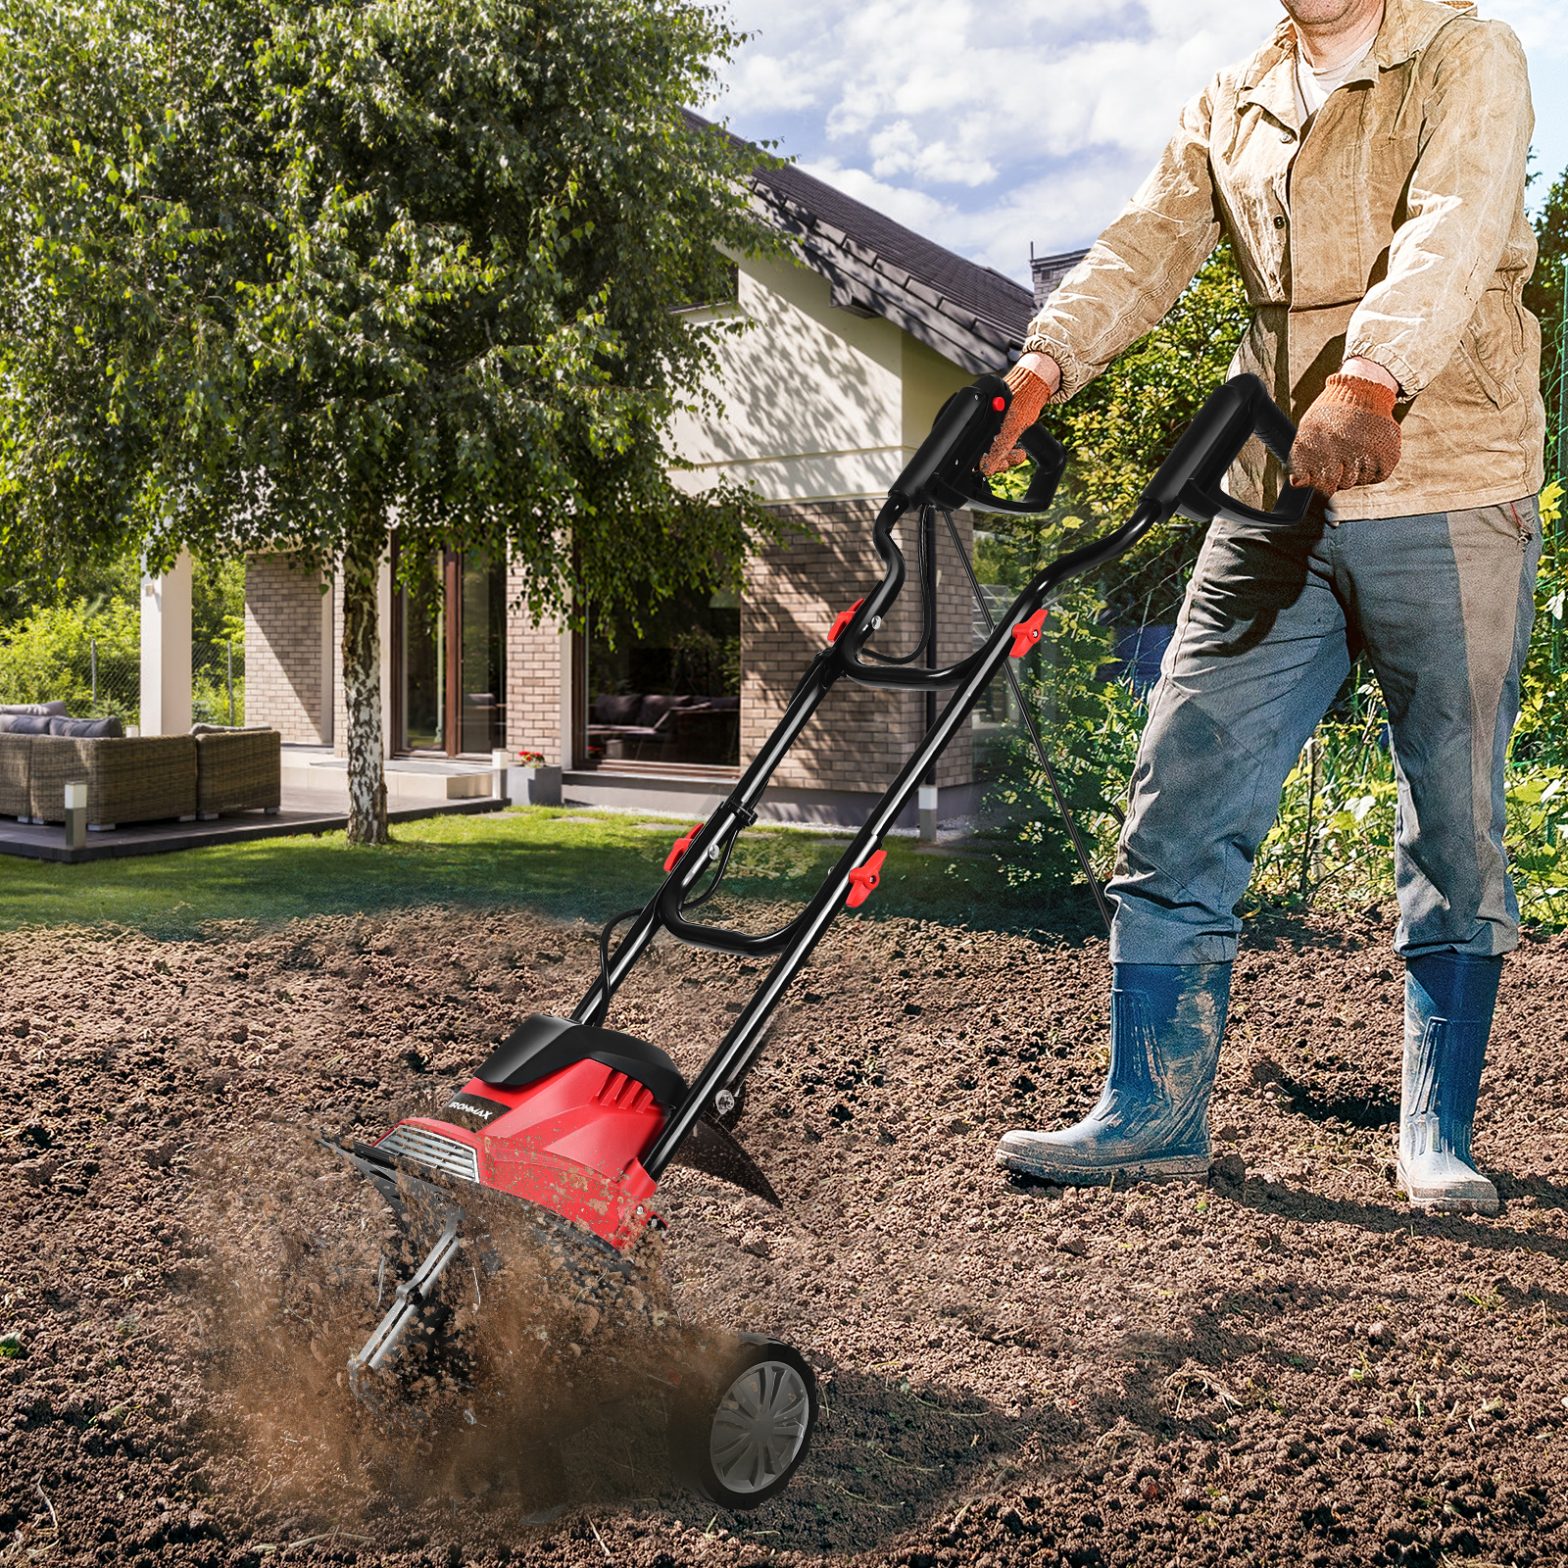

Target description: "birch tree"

left=0, top=0, right=775, bottom=841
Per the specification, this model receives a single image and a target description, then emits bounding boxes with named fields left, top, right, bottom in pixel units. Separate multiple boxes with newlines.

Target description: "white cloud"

left=720, top=49, right=836, bottom=115
left=712, top=0, right=1568, bottom=280
left=868, top=121, right=997, bottom=187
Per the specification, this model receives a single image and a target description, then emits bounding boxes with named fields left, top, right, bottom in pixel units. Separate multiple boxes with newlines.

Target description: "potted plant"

left=507, top=748, right=562, bottom=807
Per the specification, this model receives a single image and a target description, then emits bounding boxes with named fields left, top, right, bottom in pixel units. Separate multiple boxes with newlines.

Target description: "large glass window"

left=394, top=549, right=507, bottom=756
left=400, top=560, right=446, bottom=752
left=581, top=585, right=740, bottom=770
left=459, top=552, right=506, bottom=754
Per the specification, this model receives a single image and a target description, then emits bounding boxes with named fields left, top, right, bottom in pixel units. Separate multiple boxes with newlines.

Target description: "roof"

left=685, top=112, right=1036, bottom=376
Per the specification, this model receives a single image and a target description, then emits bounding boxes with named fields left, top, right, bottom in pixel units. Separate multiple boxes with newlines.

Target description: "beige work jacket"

left=1024, top=0, right=1544, bottom=518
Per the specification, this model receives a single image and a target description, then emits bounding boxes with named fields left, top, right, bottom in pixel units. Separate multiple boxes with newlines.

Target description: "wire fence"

left=0, top=637, right=244, bottom=732
left=193, top=639, right=246, bottom=727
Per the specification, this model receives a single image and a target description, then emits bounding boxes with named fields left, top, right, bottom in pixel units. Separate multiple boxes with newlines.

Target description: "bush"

left=0, top=596, right=141, bottom=719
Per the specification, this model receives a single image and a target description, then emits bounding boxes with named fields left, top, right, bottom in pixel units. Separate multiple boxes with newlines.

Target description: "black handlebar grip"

left=979, top=421, right=1067, bottom=515
left=1140, top=374, right=1308, bottom=526
left=889, top=382, right=998, bottom=508
left=1243, top=378, right=1299, bottom=468
left=886, top=373, right=1065, bottom=518
left=1142, top=377, right=1252, bottom=507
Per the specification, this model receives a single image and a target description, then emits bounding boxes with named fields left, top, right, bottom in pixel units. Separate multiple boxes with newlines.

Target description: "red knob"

left=992, top=395, right=1007, bottom=411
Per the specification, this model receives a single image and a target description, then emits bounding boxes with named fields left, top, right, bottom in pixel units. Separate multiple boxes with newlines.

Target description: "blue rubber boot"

left=996, top=962, right=1230, bottom=1185
left=1399, top=952, right=1503, bottom=1216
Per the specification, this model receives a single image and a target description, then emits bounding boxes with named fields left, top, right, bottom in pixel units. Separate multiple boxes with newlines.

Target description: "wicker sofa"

left=0, top=732, right=33, bottom=818
left=29, top=734, right=198, bottom=827
left=0, top=722, right=282, bottom=829
left=193, top=727, right=282, bottom=818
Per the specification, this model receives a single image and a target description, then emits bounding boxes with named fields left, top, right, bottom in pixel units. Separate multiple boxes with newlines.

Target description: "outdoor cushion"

left=190, top=723, right=269, bottom=735
left=592, top=693, right=643, bottom=726
left=49, top=716, right=125, bottom=738
left=3, top=715, right=54, bottom=734
left=0, top=702, right=68, bottom=717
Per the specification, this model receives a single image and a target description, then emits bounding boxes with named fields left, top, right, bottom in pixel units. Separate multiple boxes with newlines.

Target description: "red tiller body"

left=373, top=1058, right=665, bottom=1249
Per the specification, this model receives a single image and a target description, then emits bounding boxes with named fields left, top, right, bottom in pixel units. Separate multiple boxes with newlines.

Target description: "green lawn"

left=0, top=807, right=1061, bottom=940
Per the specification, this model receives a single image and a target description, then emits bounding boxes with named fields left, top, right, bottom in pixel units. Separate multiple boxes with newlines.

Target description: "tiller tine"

left=320, top=1134, right=474, bottom=1396
left=348, top=1204, right=464, bottom=1397
left=670, top=1115, right=782, bottom=1208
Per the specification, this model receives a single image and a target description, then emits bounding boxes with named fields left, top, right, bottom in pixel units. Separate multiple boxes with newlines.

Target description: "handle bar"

left=1143, top=372, right=1314, bottom=527
left=629, top=375, right=1314, bottom=966
left=888, top=374, right=1067, bottom=517
left=833, top=372, right=1312, bottom=689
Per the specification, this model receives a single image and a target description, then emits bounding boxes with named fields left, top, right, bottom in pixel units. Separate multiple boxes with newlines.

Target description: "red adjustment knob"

left=1008, top=608, right=1048, bottom=659
left=845, top=849, right=887, bottom=909
left=828, top=597, right=865, bottom=645
left=663, top=821, right=705, bottom=873
left=992, top=394, right=1007, bottom=412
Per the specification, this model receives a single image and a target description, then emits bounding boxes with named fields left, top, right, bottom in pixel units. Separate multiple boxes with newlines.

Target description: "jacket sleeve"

left=1024, top=81, right=1222, bottom=399
left=1344, top=21, right=1533, bottom=397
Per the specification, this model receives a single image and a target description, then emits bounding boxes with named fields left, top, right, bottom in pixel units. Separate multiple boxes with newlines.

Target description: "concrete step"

left=281, top=753, right=499, bottom=805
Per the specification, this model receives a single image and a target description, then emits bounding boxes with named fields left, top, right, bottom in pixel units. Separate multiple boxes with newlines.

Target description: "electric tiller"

left=325, top=373, right=1311, bottom=1507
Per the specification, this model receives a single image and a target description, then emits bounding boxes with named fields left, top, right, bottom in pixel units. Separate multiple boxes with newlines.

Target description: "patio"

left=0, top=753, right=506, bottom=864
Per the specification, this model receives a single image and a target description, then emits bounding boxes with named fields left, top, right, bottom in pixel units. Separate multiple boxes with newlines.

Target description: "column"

left=139, top=551, right=193, bottom=736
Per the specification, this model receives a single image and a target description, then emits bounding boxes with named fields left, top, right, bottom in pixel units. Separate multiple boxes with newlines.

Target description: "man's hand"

left=980, top=352, right=1062, bottom=476
left=1288, top=364, right=1403, bottom=497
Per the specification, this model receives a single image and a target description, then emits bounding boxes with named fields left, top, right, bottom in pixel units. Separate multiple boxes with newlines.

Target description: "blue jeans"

left=1108, top=496, right=1541, bottom=964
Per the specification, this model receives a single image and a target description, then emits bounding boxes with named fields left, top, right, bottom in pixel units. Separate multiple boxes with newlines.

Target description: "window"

left=579, top=584, right=740, bottom=771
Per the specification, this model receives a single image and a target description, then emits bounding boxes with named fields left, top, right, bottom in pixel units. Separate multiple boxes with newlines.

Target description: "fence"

left=193, top=639, right=246, bottom=727
left=0, top=637, right=244, bottom=732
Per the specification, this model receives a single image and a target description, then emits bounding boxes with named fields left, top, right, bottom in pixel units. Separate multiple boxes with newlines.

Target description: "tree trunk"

left=341, top=530, right=389, bottom=845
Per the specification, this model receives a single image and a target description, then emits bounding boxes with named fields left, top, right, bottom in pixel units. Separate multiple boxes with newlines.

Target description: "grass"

left=0, top=806, right=1082, bottom=940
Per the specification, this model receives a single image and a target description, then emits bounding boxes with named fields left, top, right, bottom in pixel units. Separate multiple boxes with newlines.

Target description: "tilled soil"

left=1, top=898, right=1565, bottom=1567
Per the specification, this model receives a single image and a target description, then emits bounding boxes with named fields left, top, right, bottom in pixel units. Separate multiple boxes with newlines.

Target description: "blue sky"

left=708, top=0, right=1566, bottom=286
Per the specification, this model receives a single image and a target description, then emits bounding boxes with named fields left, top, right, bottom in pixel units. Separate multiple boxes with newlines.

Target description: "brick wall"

left=240, top=525, right=981, bottom=788
left=244, top=555, right=329, bottom=744
left=505, top=562, right=566, bottom=764
left=741, top=499, right=976, bottom=794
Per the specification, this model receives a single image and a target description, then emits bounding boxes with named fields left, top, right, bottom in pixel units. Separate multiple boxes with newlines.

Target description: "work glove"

left=980, top=358, right=1057, bottom=476
left=1288, top=372, right=1402, bottom=497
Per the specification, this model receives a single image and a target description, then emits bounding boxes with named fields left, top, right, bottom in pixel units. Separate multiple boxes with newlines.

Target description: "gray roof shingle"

left=686, top=112, right=1036, bottom=376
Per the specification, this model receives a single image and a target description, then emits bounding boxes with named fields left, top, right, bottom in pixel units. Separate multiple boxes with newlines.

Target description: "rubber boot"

left=1399, top=952, right=1503, bottom=1216
left=996, top=962, right=1230, bottom=1185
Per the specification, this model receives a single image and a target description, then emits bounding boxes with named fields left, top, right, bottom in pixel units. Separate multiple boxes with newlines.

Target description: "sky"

left=706, top=0, right=1567, bottom=287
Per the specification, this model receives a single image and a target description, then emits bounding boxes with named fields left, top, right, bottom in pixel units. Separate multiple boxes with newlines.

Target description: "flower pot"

left=508, top=764, right=561, bottom=807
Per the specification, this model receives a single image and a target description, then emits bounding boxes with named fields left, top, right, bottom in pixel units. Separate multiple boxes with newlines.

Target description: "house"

left=168, top=129, right=1051, bottom=826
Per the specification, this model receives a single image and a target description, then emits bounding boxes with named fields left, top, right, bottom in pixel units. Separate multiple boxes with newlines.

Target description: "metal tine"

left=348, top=1207, right=464, bottom=1392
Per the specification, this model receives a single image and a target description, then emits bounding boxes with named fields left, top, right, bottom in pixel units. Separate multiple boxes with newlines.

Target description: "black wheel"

left=673, top=1335, right=817, bottom=1508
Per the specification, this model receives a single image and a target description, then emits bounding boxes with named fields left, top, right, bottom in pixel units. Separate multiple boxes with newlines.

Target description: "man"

left=988, top=0, right=1543, bottom=1214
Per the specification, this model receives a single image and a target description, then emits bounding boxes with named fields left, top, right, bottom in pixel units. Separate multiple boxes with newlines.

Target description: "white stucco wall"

left=667, top=252, right=974, bottom=506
